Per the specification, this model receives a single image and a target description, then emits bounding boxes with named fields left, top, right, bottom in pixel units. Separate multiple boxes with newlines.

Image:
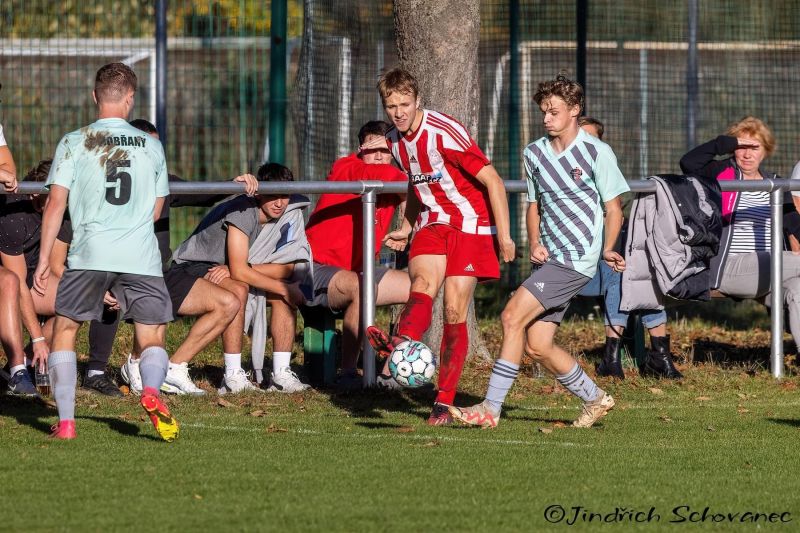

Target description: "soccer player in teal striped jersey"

left=34, top=63, right=178, bottom=441
left=450, top=75, right=630, bottom=429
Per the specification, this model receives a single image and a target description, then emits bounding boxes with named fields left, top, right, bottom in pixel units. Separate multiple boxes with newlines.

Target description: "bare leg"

left=0, top=268, right=25, bottom=367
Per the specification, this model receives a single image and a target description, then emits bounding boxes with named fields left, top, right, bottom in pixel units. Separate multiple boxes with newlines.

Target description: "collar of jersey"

left=543, top=127, right=587, bottom=158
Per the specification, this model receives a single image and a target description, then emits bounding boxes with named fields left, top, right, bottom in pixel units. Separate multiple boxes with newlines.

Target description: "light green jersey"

left=46, top=117, right=169, bottom=276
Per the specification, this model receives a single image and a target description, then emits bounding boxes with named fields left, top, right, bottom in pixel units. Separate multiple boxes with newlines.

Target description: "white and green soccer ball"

left=388, top=340, right=436, bottom=388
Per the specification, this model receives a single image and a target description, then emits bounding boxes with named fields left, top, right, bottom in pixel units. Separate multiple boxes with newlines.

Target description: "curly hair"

left=534, top=74, right=584, bottom=112
left=726, top=116, right=776, bottom=157
left=24, top=159, right=52, bottom=183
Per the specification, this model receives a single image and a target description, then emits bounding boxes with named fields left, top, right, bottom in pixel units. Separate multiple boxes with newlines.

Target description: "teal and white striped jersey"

left=47, top=117, right=169, bottom=276
left=524, top=128, right=629, bottom=278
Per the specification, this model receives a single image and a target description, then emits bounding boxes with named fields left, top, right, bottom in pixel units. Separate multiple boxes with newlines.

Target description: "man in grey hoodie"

left=122, top=163, right=311, bottom=395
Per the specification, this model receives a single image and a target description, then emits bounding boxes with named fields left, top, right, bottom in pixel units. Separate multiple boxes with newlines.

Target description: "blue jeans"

left=578, top=261, right=667, bottom=330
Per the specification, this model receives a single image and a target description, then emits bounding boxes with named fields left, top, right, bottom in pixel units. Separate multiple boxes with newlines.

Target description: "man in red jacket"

left=305, top=121, right=410, bottom=388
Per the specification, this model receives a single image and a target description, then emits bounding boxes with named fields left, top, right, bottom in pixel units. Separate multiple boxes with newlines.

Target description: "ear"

left=92, top=90, right=98, bottom=105
left=416, top=96, right=421, bottom=109
left=571, top=105, right=582, bottom=118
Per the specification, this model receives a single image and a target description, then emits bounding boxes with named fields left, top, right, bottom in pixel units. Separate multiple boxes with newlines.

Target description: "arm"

left=0, top=145, right=18, bottom=193
left=474, top=164, right=515, bottom=262
left=679, top=135, right=739, bottom=179
left=33, top=185, right=69, bottom=295
left=601, top=196, right=626, bottom=271
left=526, top=202, right=549, bottom=264
left=154, top=196, right=166, bottom=222
left=226, top=225, right=304, bottom=307
left=383, top=181, right=421, bottom=252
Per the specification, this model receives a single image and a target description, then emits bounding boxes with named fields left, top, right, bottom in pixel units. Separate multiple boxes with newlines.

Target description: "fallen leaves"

left=659, top=414, right=673, bottom=423
left=266, top=424, right=287, bottom=433
left=537, top=427, right=553, bottom=434
left=695, top=396, right=712, bottom=402
left=648, top=387, right=664, bottom=395
left=217, top=398, right=236, bottom=409
left=395, top=426, right=415, bottom=433
left=249, top=410, right=265, bottom=417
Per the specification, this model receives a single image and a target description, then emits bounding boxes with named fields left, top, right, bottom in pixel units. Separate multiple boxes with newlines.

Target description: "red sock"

left=143, top=386, right=160, bottom=397
left=396, top=292, right=433, bottom=340
left=435, top=322, right=468, bottom=405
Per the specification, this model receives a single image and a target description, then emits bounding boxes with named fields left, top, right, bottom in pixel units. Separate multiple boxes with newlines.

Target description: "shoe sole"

left=140, top=395, right=179, bottom=442
left=448, top=406, right=497, bottom=429
left=161, top=381, right=206, bottom=396
left=366, top=326, right=393, bottom=358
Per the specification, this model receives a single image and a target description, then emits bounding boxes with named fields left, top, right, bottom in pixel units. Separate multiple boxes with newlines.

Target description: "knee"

left=0, top=269, right=19, bottom=295
left=219, top=291, right=240, bottom=320
left=228, top=281, right=249, bottom=306
left=500, top=306, right=524, bottom=332
left=410, top=275, right=430, bottom=294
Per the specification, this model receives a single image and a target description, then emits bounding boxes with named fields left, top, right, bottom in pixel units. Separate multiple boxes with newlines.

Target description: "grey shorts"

left=309, top=262, right=390, bottom=310
left=55, top=269, right=174, bottom=325
left=521, top=261, right=591, bottom=323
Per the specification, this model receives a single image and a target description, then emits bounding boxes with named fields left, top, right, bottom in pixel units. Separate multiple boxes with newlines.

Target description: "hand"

left=498, top=236, right=516, bottom=263
left=530, top=243, right=549, bottom=265
left=0, top=169, right=18, bottom=193
left=383, top=229, right=410, bottom=252
left=359, top=136, right=389, bottom=153
left=31, top=340, right=50, bottom=373
left=204, top=264, right=231, bottom=285
left=103, top=291, right=120, bottom=310
left=736, top=137, right=759, bottom=150
left=32, top=261, right=50, bottom=296
left=233, top=173, right=259, bottom=196
left=282, top=281, right=306, bottom=308
left=603, top=250, right=626, bottom=273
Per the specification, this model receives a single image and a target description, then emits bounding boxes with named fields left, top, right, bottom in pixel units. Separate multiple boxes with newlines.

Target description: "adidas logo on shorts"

left=464, top=263, right=475, bottom=272
left=534, top=282, right=545, bottom=291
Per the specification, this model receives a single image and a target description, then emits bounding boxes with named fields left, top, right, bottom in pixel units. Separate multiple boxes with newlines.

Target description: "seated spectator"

left=138, top=162, right=311, bottom=395
left=60, top=118, right=257, bottom=396
left=305, top=120, right=410, bottom=389
left=785, top=159, right=800, bottom=252
left=0, top=122, right=37, bottom=396
left=681, top=116, right=800, bottom=352
left=577, top=117, right=679, bottom=379
left=0, top=160, right=73, bottom=370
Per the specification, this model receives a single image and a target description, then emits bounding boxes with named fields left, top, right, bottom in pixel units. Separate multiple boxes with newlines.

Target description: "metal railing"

left=14, top=177, right=798, bottom=382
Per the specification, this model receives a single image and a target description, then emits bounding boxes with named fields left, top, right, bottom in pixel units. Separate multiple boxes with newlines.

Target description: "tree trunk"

left=393, top=0, right=491, bottom=361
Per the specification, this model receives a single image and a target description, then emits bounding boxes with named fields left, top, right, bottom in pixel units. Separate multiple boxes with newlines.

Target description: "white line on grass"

left=514, top=400, right=800, bottom=411
left=182, top=422, right=592, bottom=448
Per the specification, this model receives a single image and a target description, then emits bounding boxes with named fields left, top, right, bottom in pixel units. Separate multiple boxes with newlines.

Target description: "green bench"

left=300, top=305, right=339, bottom=387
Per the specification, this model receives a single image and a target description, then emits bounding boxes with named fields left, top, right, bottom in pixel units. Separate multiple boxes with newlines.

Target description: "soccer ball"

left=388, top=340, right=436, bottom=388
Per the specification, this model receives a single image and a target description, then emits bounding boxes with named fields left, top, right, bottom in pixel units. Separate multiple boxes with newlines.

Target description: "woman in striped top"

left=680, top=116, right=800, bottom=352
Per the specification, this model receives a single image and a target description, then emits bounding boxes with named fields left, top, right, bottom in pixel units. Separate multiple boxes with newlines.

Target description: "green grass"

left=2, top=317, right=800, bottom=532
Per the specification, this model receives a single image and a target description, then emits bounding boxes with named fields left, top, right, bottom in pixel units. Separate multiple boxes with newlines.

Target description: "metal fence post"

left=770, top=183, right=784, bottom=379
left=155, top=0, right=167, bottom=145
left=361, top=181, right=382, bottom=388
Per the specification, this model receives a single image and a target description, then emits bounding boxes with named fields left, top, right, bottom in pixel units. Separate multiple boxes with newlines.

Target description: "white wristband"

left=31, top=337, right=46, bottom=344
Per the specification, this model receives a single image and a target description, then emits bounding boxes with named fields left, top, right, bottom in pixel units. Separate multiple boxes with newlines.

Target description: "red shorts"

left=409, top=224, right=500, bottom=281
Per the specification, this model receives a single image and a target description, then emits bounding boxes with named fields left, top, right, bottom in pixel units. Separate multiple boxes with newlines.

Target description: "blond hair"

left=377, top=68, right=419, bottom=102
left=726, top=116, right=776, bottom=157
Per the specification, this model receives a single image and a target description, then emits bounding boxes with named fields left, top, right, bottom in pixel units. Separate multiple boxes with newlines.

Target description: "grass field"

left=2, top=312, right=799, bottom=532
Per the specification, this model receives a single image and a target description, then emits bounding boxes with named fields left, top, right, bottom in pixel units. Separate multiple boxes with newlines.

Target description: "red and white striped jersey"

left=387, top=110, right=495, bottom=235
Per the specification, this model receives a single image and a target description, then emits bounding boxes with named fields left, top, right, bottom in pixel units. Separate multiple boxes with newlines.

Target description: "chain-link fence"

left=2, top=0, right=800, bottom=254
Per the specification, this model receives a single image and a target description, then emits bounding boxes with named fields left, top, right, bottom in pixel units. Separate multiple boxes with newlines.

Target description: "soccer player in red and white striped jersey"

left=363, top=68, right=515, bottom=425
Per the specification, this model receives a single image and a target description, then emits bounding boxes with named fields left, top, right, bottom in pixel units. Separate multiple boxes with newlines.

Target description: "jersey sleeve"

left=222, top=202, right=258, bottom=237
left=153, top=142, right=170, bottom=198
left=46, top=135, right=76, bottom=191
left=523, top=148, right=538, bottom=203
left=441, top=140, right=491, bottom=177
left=593, top=144, right=630, bottom=202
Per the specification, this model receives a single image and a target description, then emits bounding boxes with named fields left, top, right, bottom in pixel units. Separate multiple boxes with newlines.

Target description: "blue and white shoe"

left=8, top=369, right=39, bottom=397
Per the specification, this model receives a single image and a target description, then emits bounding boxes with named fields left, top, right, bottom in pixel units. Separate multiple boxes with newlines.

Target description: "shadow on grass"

left=767, top=417, right=800, bottom=429
left=77, top=415, right=161, bottom=441
left=691, top=339, right=772, bottom=368
left=0, top=395, right=56, bottom=434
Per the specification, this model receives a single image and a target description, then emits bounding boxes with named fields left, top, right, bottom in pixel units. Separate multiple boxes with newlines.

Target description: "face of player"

left=580, top=123, right=601, bottom=139
left=359, top=134, right=393, bottom=164
left=258, top=194, right=290, bottom=221
left=540, top=96, right=580, bottom=138
left=382, top=91, right=421, bottom=135
left=734, top=134, right=766, bottom=176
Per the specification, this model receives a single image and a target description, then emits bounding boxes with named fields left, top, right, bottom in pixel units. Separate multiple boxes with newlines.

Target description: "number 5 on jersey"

left=106, top=159, right=131, bottom=205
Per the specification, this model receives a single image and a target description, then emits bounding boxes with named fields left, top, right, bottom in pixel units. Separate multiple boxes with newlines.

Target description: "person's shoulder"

left=523, top=136, right=549, bottom=158
left=425, top=110, right=472, bottom=148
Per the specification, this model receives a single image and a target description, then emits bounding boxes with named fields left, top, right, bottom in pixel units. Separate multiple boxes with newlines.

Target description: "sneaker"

left=82, top=373, right=124, bottom=397
left=218, top=368, right=260, bottom=395
left=572, top=393, right=615, bottom=428
left=162, top=362, right=206, bottom=396
left=49, top=420, right=76, bottom=440
left=448, top=401, right=499, bottom=429
left=366, top=326, right=408, bottom=359
left=7, top=368, right=38, bottom=397
left=140, top=393, right=179, bottom=442
left=267, top=367, right=311, bottom=393
left=376, top=373, right=403, bottom=391
left=427, top=402, right=454, bottom=426
left=120, top=354, right=143, bottom=395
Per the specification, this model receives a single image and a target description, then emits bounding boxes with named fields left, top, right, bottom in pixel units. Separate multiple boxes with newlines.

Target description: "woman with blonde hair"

left=680, top=116, right=800, bottom=351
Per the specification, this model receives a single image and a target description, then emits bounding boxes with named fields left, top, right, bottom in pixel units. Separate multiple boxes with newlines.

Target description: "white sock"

left=272, top=352, right=292, bottom=373
left=224, top=353, right=242, bottom=376
left=9, top=364, right=26, bottom=375
left=87, top=369, right=104, bottom=378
